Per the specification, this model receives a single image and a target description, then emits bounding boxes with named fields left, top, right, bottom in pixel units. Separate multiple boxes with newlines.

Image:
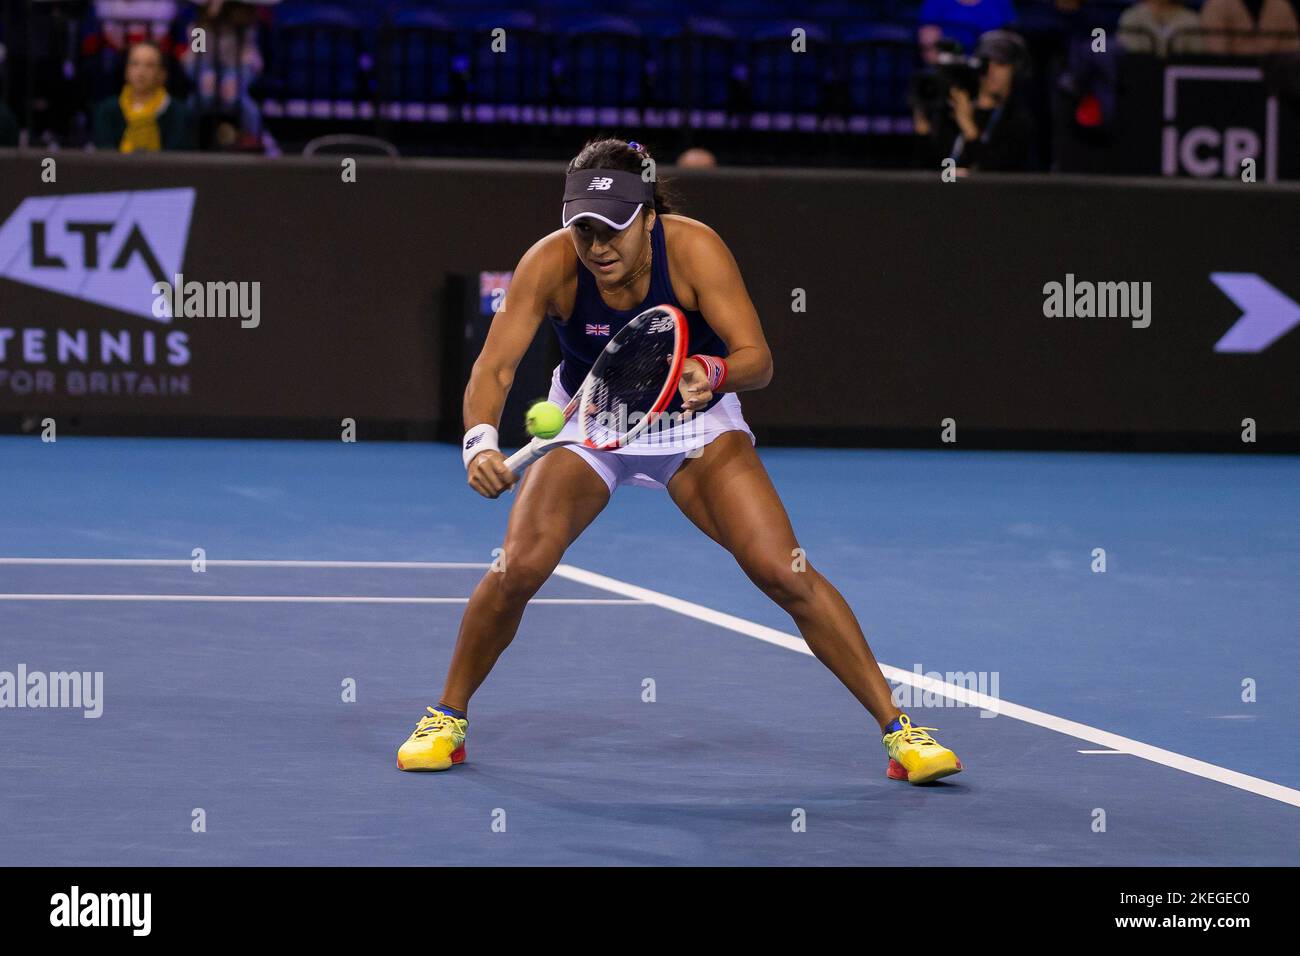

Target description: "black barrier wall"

left=1, top=150, right=1297, bottom=449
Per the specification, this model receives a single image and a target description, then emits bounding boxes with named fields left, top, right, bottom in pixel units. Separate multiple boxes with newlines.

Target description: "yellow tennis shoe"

left=882, top=713, right=963, bottom=785
left=397, top=706, right=468, bottom=771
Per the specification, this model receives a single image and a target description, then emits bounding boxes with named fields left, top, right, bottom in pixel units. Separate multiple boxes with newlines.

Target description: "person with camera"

left=911, top=30, right=1036, bottom=173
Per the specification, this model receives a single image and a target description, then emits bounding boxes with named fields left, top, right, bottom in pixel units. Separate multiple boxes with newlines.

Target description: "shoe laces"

left=885, top=720, right=941, bottom=747
left=899, top=725, right=941, bottom=746
left=413, top=706, right=460, bottom=738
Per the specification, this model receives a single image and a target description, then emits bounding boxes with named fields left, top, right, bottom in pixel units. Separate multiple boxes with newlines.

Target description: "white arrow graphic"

left=1211, top=272, right=1300, bottom=353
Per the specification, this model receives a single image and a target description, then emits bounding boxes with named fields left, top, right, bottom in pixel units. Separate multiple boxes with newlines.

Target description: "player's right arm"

left=464, top=232, right=568, bottom=498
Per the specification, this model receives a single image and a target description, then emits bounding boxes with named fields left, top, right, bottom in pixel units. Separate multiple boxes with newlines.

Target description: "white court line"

left=0, top=559, right=491, bottom=569
left=553, top=564, right=1300, bottom=809
left=3, top=557, right=1296, bottom=809
left=0, top=594, right=643, bottom=605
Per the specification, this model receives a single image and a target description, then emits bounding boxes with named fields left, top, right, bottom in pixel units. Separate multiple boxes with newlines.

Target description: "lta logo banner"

left=0, top=188, right=195, bottom=320
left=0, top=189, right=197, bottom=401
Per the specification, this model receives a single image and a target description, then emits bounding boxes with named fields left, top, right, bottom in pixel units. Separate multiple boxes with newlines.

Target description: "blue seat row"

left=263, top=5, right=928, bottom=119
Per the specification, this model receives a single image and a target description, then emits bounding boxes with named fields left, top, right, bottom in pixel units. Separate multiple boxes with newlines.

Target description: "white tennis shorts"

left=545, top=362, right=756, bottom=492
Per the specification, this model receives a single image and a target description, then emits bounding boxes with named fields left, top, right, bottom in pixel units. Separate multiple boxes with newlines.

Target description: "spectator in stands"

left=1119, top=0, right=1204, bottom=55
left=82, top=1, right=182, bottom=102
left=177, top=0, right=276, bottom=148
left=92, top=40, right=192, bottom=151
left=676, top=147, right=718, bottom=168
left=913, top=30, right=1036, bottom=172
left=87, top=0, right=179, bottom=51
left=1200, top=0, right=1300, bottom=55
left=919, top=0, right=1020, bottom=61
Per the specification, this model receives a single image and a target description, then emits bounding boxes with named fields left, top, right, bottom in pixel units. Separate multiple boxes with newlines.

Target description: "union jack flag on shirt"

left=585, top=323, right=611, bottom=336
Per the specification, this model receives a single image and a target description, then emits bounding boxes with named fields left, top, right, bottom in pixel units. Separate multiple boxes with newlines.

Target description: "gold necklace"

left=597, top=244, right=652, bottom=299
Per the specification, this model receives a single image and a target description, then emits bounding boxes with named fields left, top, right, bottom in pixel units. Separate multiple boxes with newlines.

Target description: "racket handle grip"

left=503, top=441, right=543, bottom=478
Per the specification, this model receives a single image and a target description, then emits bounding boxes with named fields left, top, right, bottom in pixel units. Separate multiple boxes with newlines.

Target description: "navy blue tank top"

left=550, top=217, right=728, bottom=416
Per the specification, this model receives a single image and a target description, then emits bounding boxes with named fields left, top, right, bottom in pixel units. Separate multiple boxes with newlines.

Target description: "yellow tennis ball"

left=525, top=401, right=565, bottom=439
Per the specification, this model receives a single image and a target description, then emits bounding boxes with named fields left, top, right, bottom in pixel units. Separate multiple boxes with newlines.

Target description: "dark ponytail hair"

left=566, top=137, right=677, bottom=215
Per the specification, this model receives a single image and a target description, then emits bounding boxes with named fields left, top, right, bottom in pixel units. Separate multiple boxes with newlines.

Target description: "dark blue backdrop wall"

left=0, top=150, right=1296, bottom=450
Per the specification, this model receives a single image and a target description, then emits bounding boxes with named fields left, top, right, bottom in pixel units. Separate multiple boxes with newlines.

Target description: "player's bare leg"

left=667, top=432, right=900, bottom=729
left=668, top=432, right=962, bottom=783
left=438, top=447, right=611, bottom=710
left=399, top=447, right=610, bottom=770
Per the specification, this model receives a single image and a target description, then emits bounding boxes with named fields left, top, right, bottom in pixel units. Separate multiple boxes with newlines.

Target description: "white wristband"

left=462, top=424, right=499, bottom=469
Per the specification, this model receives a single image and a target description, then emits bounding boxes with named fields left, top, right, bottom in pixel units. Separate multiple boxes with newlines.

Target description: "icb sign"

left=1161, top=67, right=1277, bottom=182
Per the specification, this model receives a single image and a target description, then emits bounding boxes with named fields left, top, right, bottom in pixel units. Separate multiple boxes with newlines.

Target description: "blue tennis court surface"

left=1, top=436, right=1297, bottom=865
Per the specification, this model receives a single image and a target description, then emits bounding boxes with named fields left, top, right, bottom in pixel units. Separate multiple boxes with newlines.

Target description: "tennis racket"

left=504, top=304, right=688, bottom=481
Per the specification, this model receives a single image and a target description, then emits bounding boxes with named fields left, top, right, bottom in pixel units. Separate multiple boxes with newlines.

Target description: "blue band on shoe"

left=436, top=703, right=467, bottom=720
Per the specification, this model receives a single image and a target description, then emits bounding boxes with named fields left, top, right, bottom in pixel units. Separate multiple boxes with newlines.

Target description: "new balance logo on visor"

left=587, top=177, right=614, bottom=191
left=585, top=323, right=611, bottom=336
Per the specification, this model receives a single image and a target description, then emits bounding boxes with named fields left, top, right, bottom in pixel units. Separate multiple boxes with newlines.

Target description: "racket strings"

left=583, top=326, right=677, bottom=447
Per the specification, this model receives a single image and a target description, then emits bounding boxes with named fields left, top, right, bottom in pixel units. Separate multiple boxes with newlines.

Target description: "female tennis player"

left=398, top=139, right=962, bottom=785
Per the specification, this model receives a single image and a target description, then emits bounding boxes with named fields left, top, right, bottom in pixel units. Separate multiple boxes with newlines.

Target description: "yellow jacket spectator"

left=92, top=41, right=192, bottom=151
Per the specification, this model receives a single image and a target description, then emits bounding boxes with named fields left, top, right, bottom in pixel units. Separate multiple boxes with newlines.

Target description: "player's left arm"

left=674, top=219, right=773, bottom=409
